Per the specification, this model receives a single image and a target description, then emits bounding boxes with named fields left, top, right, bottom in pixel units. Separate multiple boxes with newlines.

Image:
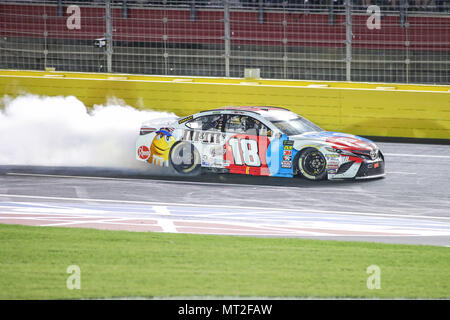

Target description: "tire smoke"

left=0, top=94, right=177, bottom=168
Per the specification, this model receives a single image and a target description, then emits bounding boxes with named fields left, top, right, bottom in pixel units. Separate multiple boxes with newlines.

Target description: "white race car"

left=136, top=106, right=385, bottom=180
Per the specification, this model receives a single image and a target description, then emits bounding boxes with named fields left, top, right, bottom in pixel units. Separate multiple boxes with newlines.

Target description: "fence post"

left=122, top=0, right=128, bottom=19
left=57, top=0, right=63, bottom=17
left=345, top=0, right=352, bottom=81
left=282, top=1, right=288, bottom=79
left=224, top=0, right=231, bottom=77
left=329, top=0, right=335, bottom=25
left=190, top=0, right=197, bottom=21
left=399, top=0, right=408, bottom=27
left=105, top=0, right=113, bottom=73
left=400, top=0, right=409, bottom=83
left=258, top=0, right=264, bottom=24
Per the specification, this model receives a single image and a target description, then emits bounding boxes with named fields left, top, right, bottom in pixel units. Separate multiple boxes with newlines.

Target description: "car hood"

left=291, top=131, right=378, bottom=151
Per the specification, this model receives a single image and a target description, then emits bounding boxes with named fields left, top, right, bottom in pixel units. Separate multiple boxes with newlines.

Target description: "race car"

left=136, top=106, right=385, bottom=180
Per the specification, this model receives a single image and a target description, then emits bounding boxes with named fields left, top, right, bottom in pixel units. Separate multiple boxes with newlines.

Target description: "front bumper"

left=355, top=158, right=385, bottom=179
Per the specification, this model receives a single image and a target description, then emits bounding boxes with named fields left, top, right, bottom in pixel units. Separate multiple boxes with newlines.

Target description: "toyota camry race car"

left=136, top=106, right=385, bottom=180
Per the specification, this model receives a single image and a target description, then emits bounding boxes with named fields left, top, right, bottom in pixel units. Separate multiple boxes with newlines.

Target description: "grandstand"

left=1, top=0, right=449, bottom=84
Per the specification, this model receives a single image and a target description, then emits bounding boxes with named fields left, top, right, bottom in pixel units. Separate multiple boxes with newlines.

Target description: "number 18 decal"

left=228, top=137, right=261, bottom=167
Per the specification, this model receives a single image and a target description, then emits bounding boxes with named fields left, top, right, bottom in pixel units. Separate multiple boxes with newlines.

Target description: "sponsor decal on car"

left=149, top=130, right=176, bottom=167
left=183, top=130, right=224, bottom=144
left=280, top=140, right=294, bottom=168
left=327, top=163, right=339, bottom=169
left=326, top=154, right=339, bottom=158
left=367, top=162, right=381, bottom=169
left=283, top=150, right=292, bottom=161
left=210, top=145, right=226, bottom=156
left=225, top=134, right=271, bottom=175
left=281, top=160, right=292, bottom=169
left=325, top=154, right=339, bottom=173
left=326, top=136, right=375, bottom=150
left=178, top=115, right=194, bottom=124
left=137, top=145, right=151, bottom=160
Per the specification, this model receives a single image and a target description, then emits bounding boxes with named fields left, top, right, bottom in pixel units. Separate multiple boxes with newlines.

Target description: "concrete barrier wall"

left=1, top=70, right=449, bottom=139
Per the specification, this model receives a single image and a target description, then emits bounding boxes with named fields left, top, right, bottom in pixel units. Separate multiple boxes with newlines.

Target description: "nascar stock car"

left=136, top=106, right=385, bottom=180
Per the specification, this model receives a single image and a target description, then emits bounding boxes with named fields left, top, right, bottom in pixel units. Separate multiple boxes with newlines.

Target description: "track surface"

left=1, top=142, right=450, bottom=246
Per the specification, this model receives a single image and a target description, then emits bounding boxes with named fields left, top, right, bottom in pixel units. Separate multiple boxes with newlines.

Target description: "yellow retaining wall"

left=1, top=70, right=449, bottom=139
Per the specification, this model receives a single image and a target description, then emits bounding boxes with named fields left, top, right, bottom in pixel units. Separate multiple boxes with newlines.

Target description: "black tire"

left=296, top=148, right=327, bottom=181
left=168, top=141, right=201, bottom=175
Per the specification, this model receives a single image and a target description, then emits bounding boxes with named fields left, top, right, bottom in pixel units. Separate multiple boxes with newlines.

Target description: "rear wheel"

left=169, top=141, right=201, bottom=175
left=296, top=148, right=327, bottom=181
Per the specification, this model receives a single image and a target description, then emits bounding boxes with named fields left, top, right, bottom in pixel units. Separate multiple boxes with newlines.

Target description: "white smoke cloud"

left=0, top=94, right=177, bottom=168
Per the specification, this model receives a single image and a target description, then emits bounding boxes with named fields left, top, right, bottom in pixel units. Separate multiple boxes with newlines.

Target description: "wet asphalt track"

left=0, top=141, right=450, bottom=246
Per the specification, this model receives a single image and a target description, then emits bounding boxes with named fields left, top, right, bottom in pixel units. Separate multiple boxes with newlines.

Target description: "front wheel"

left=169, top=141, right=201, bottom=176
left=296, top=148, right=327, bottom=181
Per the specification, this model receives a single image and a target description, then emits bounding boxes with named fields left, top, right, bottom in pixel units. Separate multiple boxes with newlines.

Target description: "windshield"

left=261, top=110, right=324, bottom=136
left=271, top=118, right=323, bottom=136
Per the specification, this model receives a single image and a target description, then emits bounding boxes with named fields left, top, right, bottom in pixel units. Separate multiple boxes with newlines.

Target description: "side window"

left=185, top=114, right=223, bottom=131
left=254, top=120, right=272, bottom=137
left=185, top=118, right=201, bottom=129
left=225, top=115, right=271, bottom=136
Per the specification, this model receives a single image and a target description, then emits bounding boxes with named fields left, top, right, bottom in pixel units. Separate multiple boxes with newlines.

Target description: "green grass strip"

left=0, top=224, right=449, bottom=299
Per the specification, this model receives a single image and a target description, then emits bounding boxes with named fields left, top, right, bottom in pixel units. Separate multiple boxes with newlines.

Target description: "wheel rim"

left=302, top=150, right=326, bottom=177
left=170, top=142, right=199, bottom=173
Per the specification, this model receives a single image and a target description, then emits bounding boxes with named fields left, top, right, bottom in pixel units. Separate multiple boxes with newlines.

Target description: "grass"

left=0, top=224, right=449, bottom=299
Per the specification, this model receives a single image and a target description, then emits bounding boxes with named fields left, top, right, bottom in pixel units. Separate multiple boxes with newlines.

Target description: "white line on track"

left=1, top=193, right=449, bottom=222
left=2, top=203, right=330, bottom=224
left=39, top=218, right=127, bottom=227
left=0, top=212, right=329, bottom=236
left=152, top=206, right=171, bottom=216
left=385, top=153, right=450, bottom=159
left=386, top=171, right=417, bottom=175
left=157, top=220, right=178, bottom=233
left=153, top=206, right=178, bottom=233
left=2, top=207, right=446, bottom=231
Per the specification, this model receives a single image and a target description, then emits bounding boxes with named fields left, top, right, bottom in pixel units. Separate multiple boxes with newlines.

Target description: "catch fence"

left=1, top=0, right=449, bottom=84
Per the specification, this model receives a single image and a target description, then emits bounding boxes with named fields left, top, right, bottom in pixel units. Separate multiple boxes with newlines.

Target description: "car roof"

left=202, top=106, right=290, bottom=115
